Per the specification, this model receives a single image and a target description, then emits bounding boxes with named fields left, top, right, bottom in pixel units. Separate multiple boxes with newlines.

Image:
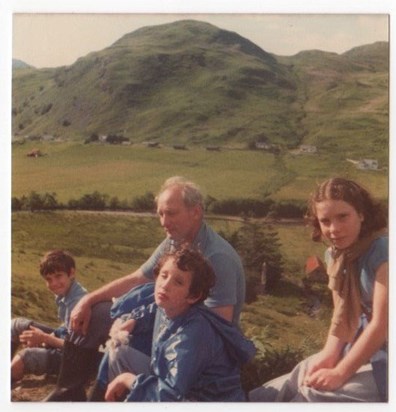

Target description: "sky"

left=12, top=13, right=389, bottom=69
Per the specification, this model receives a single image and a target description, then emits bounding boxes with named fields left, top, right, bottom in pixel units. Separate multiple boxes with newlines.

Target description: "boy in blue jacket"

left=91, top=247, right=255, bottom=402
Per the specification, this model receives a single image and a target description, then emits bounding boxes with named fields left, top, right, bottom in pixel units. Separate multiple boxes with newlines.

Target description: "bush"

left=16, top=191, right=60, bottom=211
left=241, top=342, right=304, bottom=393
left=12, top=197, right=23, bottom=211
left=269, top=200, right=306, bottom=219
left=130, top=192, right=155, bottom=212
left=220, top=220, right=284, bottom=295
left=208, top=197, right=274, bottom=217
left=67, top=191, right=108, bottom=210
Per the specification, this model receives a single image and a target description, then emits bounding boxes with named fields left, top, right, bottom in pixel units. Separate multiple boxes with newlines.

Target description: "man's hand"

left=70, top=297, right=92, bottom=335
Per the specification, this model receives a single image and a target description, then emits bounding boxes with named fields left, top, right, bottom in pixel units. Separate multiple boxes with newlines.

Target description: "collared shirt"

left=140, top=221, right=245, bottom=326
left=54, top=279, right=87, bottom=337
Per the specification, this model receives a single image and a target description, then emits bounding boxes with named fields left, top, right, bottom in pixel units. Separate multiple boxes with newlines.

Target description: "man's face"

left=156, top=187, right=201, bottom=243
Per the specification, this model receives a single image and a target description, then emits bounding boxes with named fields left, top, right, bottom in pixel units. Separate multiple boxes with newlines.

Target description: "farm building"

left=26, top=149, right=43, bottom=158
left=304, top=255, right=327, bottom=283
left=299, top=145, right=317, bottom=154
left=206, top=146, right=220, bottom=151
left=255, top=142, right=272, bottom=150
left=357, top=159, right=378, bottom=170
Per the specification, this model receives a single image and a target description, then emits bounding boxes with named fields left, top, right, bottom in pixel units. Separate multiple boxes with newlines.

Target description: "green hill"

left=12, top=20, right=388, bottom=164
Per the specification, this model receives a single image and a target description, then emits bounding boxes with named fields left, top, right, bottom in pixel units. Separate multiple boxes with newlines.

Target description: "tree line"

left=12, top=190, right=307, bottom=219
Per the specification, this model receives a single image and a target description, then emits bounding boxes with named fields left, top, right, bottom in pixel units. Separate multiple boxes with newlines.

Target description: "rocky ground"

left=11, top=375, right=57, bottom=402
left=11, top=375, right=96, bottom=402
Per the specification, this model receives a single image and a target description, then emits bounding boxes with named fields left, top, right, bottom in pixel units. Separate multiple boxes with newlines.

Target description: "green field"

left=12, top=141, right=388, bottom=204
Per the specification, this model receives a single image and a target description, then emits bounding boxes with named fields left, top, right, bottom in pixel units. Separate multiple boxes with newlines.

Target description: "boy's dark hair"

left=306, top=177, right=388, bottom=241
left=153, top=247, right=216, bottom=304
left=40, top=250, right=76, bottom=277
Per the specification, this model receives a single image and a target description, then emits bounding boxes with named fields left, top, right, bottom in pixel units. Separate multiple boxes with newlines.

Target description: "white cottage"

left=357, top=159, right=378, bottom=170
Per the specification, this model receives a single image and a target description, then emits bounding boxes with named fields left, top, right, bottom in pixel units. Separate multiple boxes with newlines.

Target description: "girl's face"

left=315, top=199, right=364, bottom=249
left=155, top=257, right=198, bottom=318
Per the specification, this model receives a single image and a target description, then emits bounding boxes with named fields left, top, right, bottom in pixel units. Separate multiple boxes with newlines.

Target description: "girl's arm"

left=304, top=289, right=348, bottom=379
left=305, top=262, right=388, bottom=390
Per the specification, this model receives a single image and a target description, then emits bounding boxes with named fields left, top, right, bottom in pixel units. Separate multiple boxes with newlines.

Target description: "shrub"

left=220, top=220, right=284, bottom=295
left=241, top=341, right=304, bottom=393
left=12, top=197, right=23, bottom=211
left=130, top=192, right=155, bottom=212
left=208, top=197, right=274, bottom=217
left=269, top=200, right=306, bottom=219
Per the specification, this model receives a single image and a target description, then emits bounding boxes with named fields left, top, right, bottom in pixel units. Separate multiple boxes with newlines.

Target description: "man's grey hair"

left=157, top=176, right=204, bottom=209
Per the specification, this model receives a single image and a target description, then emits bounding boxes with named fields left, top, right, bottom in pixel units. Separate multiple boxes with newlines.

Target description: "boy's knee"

left=11, top=318, right=33, bottom=340
left=11, top=354, right=25, bottom=381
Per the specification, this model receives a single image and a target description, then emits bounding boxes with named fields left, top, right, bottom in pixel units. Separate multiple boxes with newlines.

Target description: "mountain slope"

left=12, top=58, right=34, bottom=69
left=12, top=20, right=388, bottom=161
left=278, top=42, right=388, bottom=159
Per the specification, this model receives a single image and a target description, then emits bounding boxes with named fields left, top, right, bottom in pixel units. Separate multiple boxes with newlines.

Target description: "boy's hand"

left=19, top=326, right=47, bottom=347
left=119, top=318, right=136, bottom=334
left=105, top=372, right=136, bottom=401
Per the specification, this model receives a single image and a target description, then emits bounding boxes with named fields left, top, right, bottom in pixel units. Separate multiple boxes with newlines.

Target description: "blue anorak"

left=125, top=304, right=256, bottom=402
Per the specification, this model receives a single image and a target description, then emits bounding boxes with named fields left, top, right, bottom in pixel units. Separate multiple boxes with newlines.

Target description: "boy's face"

left=155, top=257, right=199, bottom=318
left=44, top=269, right=75, bottom=297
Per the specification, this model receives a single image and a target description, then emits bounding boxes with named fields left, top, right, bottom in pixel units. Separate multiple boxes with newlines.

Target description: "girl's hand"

left=305, top=350, right=339, bottom=379
left=304, top=367, right=346, bottom=391
left=105, top=372, right=136, bottom=401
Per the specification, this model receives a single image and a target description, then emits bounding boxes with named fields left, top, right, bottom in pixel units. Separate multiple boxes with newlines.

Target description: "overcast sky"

left=12, top=13, right=389, bottom=69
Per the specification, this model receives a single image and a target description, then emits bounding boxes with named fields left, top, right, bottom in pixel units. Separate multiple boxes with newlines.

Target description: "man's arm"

left=70, top=268, right=149, bottom=334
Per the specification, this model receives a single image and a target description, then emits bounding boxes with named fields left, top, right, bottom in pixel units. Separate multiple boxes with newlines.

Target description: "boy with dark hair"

left=90, top=247, right=255, bottom=402
left=11, top=250, right=88, bottom=386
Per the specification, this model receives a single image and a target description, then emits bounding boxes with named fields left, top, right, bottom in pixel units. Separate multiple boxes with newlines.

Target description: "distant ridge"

left=12, top=58, right=34, bottom=69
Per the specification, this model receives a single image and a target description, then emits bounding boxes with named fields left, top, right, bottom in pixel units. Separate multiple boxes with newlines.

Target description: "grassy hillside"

left=12, top=20, right=388, bottom=164
left=12, top=141, right=388, bottom=204
left=279, top=43, right=388, bottom=163
left=11, top=211, right=330, bottom=351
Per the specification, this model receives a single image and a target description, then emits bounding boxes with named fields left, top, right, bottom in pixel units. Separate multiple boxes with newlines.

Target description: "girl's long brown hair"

left=306, top=177, right=388, bottom=242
